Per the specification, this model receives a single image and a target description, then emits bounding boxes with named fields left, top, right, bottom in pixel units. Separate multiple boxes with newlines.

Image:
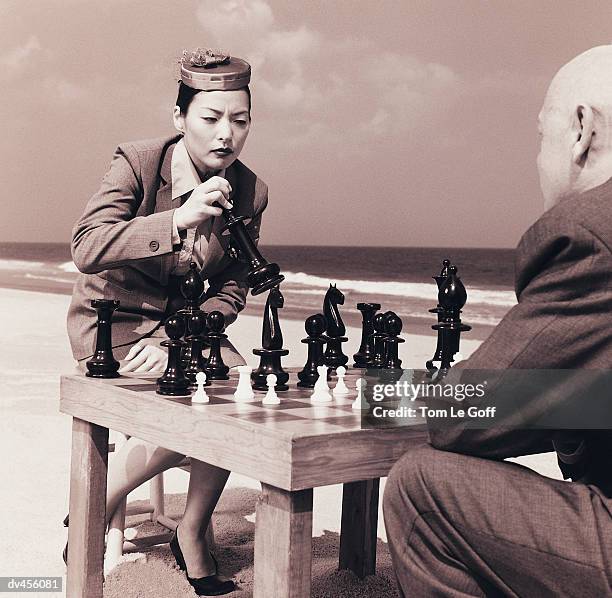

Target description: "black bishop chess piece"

left=432, top=265, right=472, bottom=378
left=221, top=207, right=284, bottom=295
left=297, top=314, right=329, bottom=388
left=86, top=299, right=121, bottom=378
left=184, top=310, right=210, bottom=386
left=204, top=311, right=230, bottom=380
left=178, top=263, right=207, bottom=369
left=252, top=286, right=290, bottom=391
left=323, top=284, right=349, bottom=370
left=156, top=314, right=191, bottom=396
left=426, top=259, right=451, bottom=375
left=370, top=312, right=389, bottom=369
left=353, top=302, right=380, bottom=368
left=383, top=311, right=405, bottom=369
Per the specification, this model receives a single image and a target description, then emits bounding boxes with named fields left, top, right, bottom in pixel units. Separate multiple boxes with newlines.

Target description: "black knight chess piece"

left=156, top=314, right=191, bottom=396
left=86, top=299, right=121, bottom=378
left=323, top=284, right=349, bottom=370
left=221, top=207, right=284, bottom=295
left=252, top=286, right=290, bottom=390
left=204, top=311, right=230, bottom=380
left=353, top=302, right=381, bottom=368
left=297, top=314, right=329, bottom=388
left=426, top=259, right=451, bottom=374
left=383, top=311, right=405, bottom=370
left=432, top=265, right=471, bottom=377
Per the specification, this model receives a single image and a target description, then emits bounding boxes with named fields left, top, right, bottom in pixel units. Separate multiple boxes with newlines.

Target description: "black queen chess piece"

left=323, top=284, right=349, bottom=370
left=353, top=302, right=381, bottom=367
left=204, top=311, right=230, bottom=380
left=297, top=314, right=329, bottom=388
left=184, top=310, right=210, bottom=386
left=156, top=314, right=191, bottom=396
left=252, top=286, right=290, bottom=391
left=86, top=299, right=121, bottom=378
left=432, top=265, right=471, bottom=377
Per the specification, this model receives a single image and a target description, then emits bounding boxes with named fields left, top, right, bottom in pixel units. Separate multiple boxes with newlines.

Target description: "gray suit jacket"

left=428, top=178, right=612, bottom=492
left=67, top=134, right=268, bottom=362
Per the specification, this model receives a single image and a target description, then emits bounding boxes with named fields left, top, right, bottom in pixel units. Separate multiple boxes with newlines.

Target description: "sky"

left=2, top=0, right=612, bottom=247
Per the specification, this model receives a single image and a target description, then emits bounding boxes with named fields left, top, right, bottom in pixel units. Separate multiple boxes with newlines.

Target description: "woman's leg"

left=105, top=437, right=185, bottom=524
left=175, top=459, right=230, bottom=578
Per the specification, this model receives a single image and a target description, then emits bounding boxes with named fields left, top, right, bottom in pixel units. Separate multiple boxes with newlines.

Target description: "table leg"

left=66, top=418, right=108, bottom=598
left=339, top=478, right=380, bottom=578
left=254, top=484, right=313, bottom=598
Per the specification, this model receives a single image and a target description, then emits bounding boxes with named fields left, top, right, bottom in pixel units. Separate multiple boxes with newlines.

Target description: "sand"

left=0, top=288, right=561, bottom=597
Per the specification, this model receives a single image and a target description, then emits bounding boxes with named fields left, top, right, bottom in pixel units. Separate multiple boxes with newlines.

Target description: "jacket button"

left=149, top=240, right=159, bottom=252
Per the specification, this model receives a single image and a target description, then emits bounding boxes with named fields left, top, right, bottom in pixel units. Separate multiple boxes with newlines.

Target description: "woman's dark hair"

left=175, top=82, right=251, bottom=115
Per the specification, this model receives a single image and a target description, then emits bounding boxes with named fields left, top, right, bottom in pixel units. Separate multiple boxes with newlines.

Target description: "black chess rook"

left=370, top=312, right=389, bottom=369
left=86, top=299, right=121, bottom=378
left=353, top=302, right=380, bottom=367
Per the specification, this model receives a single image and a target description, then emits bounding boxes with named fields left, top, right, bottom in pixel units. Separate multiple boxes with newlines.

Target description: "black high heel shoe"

left=169, top=529, right=235, bottom=596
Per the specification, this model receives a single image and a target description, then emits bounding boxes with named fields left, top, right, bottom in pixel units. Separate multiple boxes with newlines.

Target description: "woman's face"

left=173, top=89, right=251, bottom=175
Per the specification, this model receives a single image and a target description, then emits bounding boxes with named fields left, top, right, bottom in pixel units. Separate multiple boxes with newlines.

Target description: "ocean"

left=0, top=242, right=516, bottom=339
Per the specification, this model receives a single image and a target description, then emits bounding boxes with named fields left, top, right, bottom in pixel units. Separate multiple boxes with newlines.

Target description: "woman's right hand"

left=174, top=176, right=233, bottom=230
left=119, top=342, right=168, bottom=373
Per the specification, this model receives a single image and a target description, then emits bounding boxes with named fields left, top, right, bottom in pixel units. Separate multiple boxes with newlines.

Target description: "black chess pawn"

left=353, top=302, right=381, bottom=368
left=252, top=286, right=290, bottom=390
left=179, top=263, right=207, bottom=369
left=184, top=310, right=210, bottom=385
left=434, top=265, right=471, bottom=376
left=426, top=259, right=452, bottom=374
left=86, top=299, right=121, bottom=378
left=156, top=314, right=190, bottom=396
left=297, top=314, right=329, bottom=388
left=204, top=311, right=230, bottom=380
left=383, top=312, right=405, bottom=369
left=323, top=284, right=349, bottom=370
left=221, top=208, right=284, bottom=295
left=370, top=312, right=388, bottom=369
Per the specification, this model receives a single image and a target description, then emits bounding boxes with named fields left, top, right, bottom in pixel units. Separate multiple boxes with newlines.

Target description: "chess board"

left=60, top=367, right=428, bottom=491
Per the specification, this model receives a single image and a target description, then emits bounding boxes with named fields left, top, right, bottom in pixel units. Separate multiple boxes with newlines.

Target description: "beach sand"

left=0, top=288, right=561, bottom=597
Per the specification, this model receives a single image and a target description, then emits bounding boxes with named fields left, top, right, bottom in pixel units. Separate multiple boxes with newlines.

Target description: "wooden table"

left=60, top=369, right=427, bottom=597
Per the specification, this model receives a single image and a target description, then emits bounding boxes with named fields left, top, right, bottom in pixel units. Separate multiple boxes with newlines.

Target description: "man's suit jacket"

left=428, top=178, right=612, bottom=493
left=67, top=134, right=268, bottom=362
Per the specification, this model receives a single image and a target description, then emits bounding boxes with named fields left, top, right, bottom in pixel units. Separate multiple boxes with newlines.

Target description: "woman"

left=66, top=50, right=266, bottom=595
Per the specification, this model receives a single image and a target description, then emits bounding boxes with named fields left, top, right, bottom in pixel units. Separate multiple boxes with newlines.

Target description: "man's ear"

left=572, top=104, right=595, bottom=164
left=172, top=106, right=184, bottom=134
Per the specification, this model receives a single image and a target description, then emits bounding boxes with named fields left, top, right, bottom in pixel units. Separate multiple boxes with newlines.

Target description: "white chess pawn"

left=311, top=365, right=332, bottom=403
left=332, top=365, right=350, bottom=397
left=352, top=378, right=369, bottom=410
left=234, top=365, right=256, bottom=402
left=262, top=374, right=280, bottom=405
left=191, top=372, right=210, bottom=404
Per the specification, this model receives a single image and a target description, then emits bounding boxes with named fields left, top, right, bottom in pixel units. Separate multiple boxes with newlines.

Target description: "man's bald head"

left=538, top=45, right=612, bottom=210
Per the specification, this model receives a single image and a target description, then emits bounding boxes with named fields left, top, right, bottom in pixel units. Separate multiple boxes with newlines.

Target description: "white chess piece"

left=352, top=378, right=369, bottom=410
left=332, top=365, right=350, bottom=397
left=311, top=365, right=332, bottom=403
left=234, top=365, right=256, bottom=402
left=262, top=374, right=280, bottom=405
left=191, top=371, right=209, bottom=404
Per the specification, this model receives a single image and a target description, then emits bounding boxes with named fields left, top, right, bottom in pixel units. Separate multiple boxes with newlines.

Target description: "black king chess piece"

left=184, top=310, right=209, bottom=386
left=156, top=314, right=191, bottom=396
left=297, top=314, right=329, bottom=388
left=221, top=206, right=284, bottom=295
left=86, top=299, right=121, bottom=378
left=432, top=265, right=471, bottom=377
left=383, top=311, right=404, bottom=369
left=178, top=263, right=207, bottom=369
left=426, top=259, right=451, bottom=374
left=323, top=284, right=348, bottom=370
left=204, top=311, right=230, bottom=380
left=252, top=286, right=290, bottom=390
left=353, top=302, right=381, bottom=368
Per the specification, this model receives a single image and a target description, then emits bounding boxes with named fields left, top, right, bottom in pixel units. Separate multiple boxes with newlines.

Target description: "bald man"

left=383, top=47, right=612, bottom=596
